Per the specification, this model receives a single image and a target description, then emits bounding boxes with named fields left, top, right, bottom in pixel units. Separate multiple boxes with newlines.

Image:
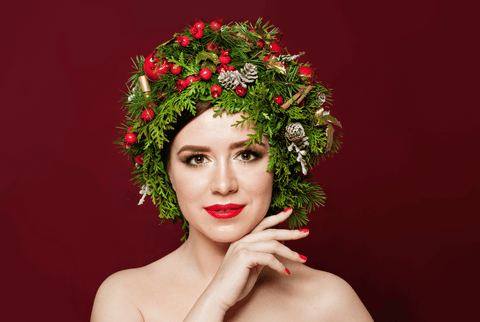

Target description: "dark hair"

left=161, top=101, right=214, bottom=167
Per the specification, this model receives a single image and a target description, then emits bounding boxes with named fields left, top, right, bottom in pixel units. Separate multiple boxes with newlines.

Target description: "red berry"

left=199, top=68, right=212, bottom=80
left=135, top=155, right=144, bottom=165
left=190, top=26, right=203, bottom=39
left=155, top=61, right=171, bottom=76
left=125, top=133, right=136, bottom=144
left=127, top=126, right=134, bottom=133
left=186, top=75, right=198, bottom=85
left=207, top=42, right=218, bottom=52
left=211, top=85, right=222, bottom=98
left=258, top=40, right=264, bottom=49
left=219, top=49, right=231, bottom=64
left=210, top=18, right=222, bottom=31
left=194, top=20, right=204, bottom=30
left=177, top=36, right=189, bottom=47
left=170, top=64, right=182, bottom=74
left=235, top=85, right=247, bottom=97
left=140, top=108, right=155, bottom=122
left=270, top=41, right=285, bottom=54
left=143, top=52, right=161, bottom=81
left=273, top=95, right=284, bottom=105
left=298, top=66, right=314, bottom=77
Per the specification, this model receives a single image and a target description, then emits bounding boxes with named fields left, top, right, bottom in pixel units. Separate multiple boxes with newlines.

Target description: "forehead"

left=172, top=109, right=265, bottom=148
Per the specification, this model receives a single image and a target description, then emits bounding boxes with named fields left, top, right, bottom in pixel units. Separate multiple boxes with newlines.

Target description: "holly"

left=235, top=85, right=247, bottom=97
left=135, top=155, right=144, bottom=165
left=211, top=85, right=222, bottom=98
left=140, top=108, right=155, bottom=122
left=193, top=19, right=204, bottom=30
left=186, top=75, right=198, bottom=85
left=190, top=26, right=203, bottom=39
left=207, top=42, right=218, bottom=52
left=177, top=36, right=190, bottom=47
left=125, top=133, right=136, bottom=144
left=199, top=68, right=212, bottom=80
left=210, top=18, right=222, bottom=31
left=219, top=49, right=231, bottom=64
left=170, top=64, right=182, bottom=74
left=273, top=95, right=284, bottom=105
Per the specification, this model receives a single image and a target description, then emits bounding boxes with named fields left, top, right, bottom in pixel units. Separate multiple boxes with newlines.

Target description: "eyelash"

left=184, top=150, right=261, bottom=167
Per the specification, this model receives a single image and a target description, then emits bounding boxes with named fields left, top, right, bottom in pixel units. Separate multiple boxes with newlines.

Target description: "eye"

left=236, top=150, right=260, bottom=163
left=186, top=154, right=209, bottom=166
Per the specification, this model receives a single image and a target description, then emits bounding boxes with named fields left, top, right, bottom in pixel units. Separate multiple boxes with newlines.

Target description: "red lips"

left=204, top=204, right=245, bottom=219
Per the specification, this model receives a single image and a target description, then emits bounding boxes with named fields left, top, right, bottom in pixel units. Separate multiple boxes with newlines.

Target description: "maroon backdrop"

left=2, top=0, right=478, bottom=320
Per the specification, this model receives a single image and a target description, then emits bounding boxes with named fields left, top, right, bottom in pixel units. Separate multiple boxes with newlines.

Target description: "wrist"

left=183, top=290, right=227, bottom=322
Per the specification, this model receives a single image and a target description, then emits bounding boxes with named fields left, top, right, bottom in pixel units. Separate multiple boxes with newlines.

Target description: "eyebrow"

left=177, top=140, right=266, bottom=155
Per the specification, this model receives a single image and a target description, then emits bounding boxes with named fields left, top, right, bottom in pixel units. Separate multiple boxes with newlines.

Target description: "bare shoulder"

left=270, top=254, right=372, bottom=321
left=296, top=264, right=373, bottom=321
left=90, top=267, right=151, bottom=322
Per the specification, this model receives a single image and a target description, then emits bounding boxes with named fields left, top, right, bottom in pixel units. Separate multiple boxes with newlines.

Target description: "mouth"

left=204, top=204, right=245, bottom=219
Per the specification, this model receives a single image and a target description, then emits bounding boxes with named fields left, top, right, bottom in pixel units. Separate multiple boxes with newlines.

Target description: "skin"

left=91, top=109, right=374, bottom=321
left=167, top=109, right=275, bottom=283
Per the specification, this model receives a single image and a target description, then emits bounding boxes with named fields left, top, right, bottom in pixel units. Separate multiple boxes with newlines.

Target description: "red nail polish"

left=299, top=254, right=307, bottom=261
left=285, top=268, right=290, bottom=275
left=283, top=207, right=292, bottom=212
left=299, top=229, right=309, bottom=233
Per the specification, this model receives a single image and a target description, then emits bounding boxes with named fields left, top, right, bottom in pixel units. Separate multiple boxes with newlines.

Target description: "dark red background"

left=2, top=0, right=478, bottom=320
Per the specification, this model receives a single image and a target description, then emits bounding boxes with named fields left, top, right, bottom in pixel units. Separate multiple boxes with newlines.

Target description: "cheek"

left=173, top=169, right=210, bottom=202
left=239, top=166, right=274, bottom=203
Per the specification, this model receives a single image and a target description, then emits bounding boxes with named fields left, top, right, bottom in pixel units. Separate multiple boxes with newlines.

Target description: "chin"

left=205, top=225, right=250, bottom=244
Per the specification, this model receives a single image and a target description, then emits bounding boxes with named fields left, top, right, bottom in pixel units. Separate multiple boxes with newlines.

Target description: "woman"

left=92, top=18, right=373, bottom=321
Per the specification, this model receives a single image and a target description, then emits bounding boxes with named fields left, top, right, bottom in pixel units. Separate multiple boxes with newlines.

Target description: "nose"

left=210, top=159, right=238, bottom=195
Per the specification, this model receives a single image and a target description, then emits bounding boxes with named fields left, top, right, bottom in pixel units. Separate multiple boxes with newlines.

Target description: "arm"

left=90, top=271, right=144, bottom=322
left=182, top=287, right=226, bottom=322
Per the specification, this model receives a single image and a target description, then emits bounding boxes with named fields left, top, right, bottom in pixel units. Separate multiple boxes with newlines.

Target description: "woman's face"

left=167, top=109, right=274, bottom=243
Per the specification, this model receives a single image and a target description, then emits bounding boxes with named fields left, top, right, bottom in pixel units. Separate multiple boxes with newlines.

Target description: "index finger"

left=250, top=207, right=293, bottom=234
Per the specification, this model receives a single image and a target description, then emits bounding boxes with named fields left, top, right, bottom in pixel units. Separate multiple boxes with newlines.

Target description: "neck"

left=177, top=226, right=232, bottom=283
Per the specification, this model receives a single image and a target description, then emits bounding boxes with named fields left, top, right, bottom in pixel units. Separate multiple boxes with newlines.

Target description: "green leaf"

left=195, top=51, right=220, bottom=65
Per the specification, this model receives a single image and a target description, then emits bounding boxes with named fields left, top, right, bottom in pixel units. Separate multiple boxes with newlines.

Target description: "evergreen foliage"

left=115, top=18, right=342, bottom=241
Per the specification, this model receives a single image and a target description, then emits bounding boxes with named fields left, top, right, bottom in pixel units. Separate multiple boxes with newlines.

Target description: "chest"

left=138, top=277, right=312, bottom=322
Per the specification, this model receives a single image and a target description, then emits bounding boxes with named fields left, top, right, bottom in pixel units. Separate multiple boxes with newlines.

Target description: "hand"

left=204, top=207, right=310, bottom=312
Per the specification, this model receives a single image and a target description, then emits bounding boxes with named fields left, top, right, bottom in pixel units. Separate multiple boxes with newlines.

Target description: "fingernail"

left=283, top=207, right=292, bottom=212
left=299, top=229, right=309, bottom=233
left=299, top=254, right=307, bottom=261
left=285, top=268, right=290, bottom=275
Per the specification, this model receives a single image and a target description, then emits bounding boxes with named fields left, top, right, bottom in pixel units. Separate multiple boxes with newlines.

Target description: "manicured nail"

left=299, top=229, right=309, bottom=233
left=285, top=268, right=290, bottom=275
left=299, top=254, right=307, bottom=261
left=283, top=207, right=292, bottom=212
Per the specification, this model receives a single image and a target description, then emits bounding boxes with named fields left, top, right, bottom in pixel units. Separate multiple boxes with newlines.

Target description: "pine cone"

left=218, top=71, right=245, bottom=90
left=285, top=122, right=305, bottom=142
left=241, top=63, right=258, bottom=83
left=317, top=92, right=326, bottom=104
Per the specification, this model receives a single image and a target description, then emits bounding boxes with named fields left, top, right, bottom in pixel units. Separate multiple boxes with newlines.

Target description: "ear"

left=167, top=166, right=176, bottom=192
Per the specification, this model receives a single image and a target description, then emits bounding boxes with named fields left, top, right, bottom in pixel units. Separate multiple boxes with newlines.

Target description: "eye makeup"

left=182, top=148, right=264, bottom=167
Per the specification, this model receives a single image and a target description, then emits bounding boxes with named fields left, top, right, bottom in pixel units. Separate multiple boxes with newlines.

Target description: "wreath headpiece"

left=116, top=18, right=342, bottom=241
